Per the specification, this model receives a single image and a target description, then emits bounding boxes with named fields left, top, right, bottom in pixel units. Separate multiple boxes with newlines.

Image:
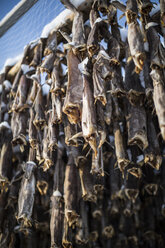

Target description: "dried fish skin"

left=0, top=128, right=12, bottom=185
left=87, top=19, right=107, bottom=57
left=29, top=40, right=43, bottom=68
left=113, top=121, right=129, bottom=174
left=63, top=49, right=83, bottom=124
left=107, top=35, right=120, bottom=64
left=160, top=0, right=165, bottom=27
left=126, top=0, right=138, bottom=24
left=50, top=59, right=63, bottom=95
left=11, top=75, right=30, bottom=112
left=98, top=0, right=109, bottom=15
left=64, top=163, right=79, bottom=228
left=29, top=108, right=38, bottom=149
left=64, top=116, right=79, bottom=147
left=33, top=87, right=46, bottom=130
left=128, top=22, right=145, bottom=73
left=42, top=125, right=53, bottom=171
left=82, top=74, right=97, bottom=155
left=78, top=159, right=97, bottom=203
left=147, top=27, right=165, bottom=69
left=11, top=111, right=28, bottom=150
left=110, top=67, right=126, bottom=98
left=62, top=217, right=73, bottom=248
left=96, top=101, right=106, bottom=148
left=136, top=0, right=153, bottom=15
left=72, top=11, right=86, bottom=53
left=104, top=92, right=113, bottom=125
left=93, top=50, right=111, bottom=105
left=44, top=31, right=57, bottom=56
left=91, top=146, right=104, bottom=177
left=40, top=53, right=56, bottom=75
left=144, top=115, right=162, bottom=170
left=50, top=191, right=63, bottom=248
left=90, top=0, right=100, bottom=29
left=11, top=68, right=23, bottom=97
left=28, top=68, right=41, bottom=105
left=127, top=104, right=148, bottom=150
left=17, top=161, right=36, bottom=227
left=51, top=93, right=62, bottom=124
left=48, top=114, right=58, bottom=151
left=151, top=68, right=165, bottom=140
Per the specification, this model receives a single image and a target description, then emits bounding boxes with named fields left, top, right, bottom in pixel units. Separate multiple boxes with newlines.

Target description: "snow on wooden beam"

left=0, top=0, right=38, bottom=38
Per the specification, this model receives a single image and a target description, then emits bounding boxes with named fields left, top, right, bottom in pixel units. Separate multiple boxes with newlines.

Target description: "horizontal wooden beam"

left=0, top=0, right=38, bottom=38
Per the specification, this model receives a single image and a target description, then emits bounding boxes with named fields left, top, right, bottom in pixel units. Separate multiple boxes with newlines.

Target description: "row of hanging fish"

left=0, top=0, right=165, bottom=247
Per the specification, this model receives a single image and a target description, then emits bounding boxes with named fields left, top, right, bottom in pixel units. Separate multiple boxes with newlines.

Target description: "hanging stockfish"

left=64, top=116, right=79, bottom=147
left=17, top=157, right=36, bottom=227
left=144, top=114, right=162, bottom=170
left=50, top=189, right=64, bottom=248
left=42, top=124, right=53, bottom=171
left=62, top=217, right=73, bottom=248
left=63, top=49, right=83, bottom=124
left=92, top=49, right=111, bottom=106
left=0, top=123, right=12, bottom=188
left=29, top=39, right=44, bottom=68
left=64, top=147, right=80, bottom=228
left=71, top=8, right=86, bottom=54
left=40, top=53, right=56, bottom=75
left=87, top=11, right=108, bottom=57
left=33, top=86, right=46, bottom=130
left=44, top=31, right=57, bottom=56
left=147, top=26, right=165, bottom=69
left=126, top=0, right=145, bottom=73
left=82, top=73, right=97, bottom=155
left=11, top=111, right=29, bottom=151
left=150, top=67, right=165, bottom=140
left=75, top=200, right=89, bottom=245
left=48, top=112, right=59, bottom=151
left=50, top=57, right=63, bottom=95
left=160, top=0, right=165, bottom=27
left=113, top=121, right=129, bottom=174
left=28, top=67, right=40, bottom=105
left=50, top=133, right=65, bottom=248
left=126, top=0, right=138, bottom=24
left=136, top=0, right=153, bottom=15
left=78, top=155, right=97, bottom=203
left=11, top=75, right=30, bottom=112
left=125, top=47, right=148, bottom=150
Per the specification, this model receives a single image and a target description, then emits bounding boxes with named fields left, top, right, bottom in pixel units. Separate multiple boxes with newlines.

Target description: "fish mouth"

left=125, top=189, right=139, bottom=203
left=87, top=44, right=99, bottom=57
left=102, top=225, right=115, bottom=239
left=63, top=105, right=81, bottom=124
left=126, top=10, right=137, bottom=24
left=65, top=210, right=79, bottom=228
left=140, top=3, right=153, bottom=15
left=128, top=132, right=148, bottom=150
